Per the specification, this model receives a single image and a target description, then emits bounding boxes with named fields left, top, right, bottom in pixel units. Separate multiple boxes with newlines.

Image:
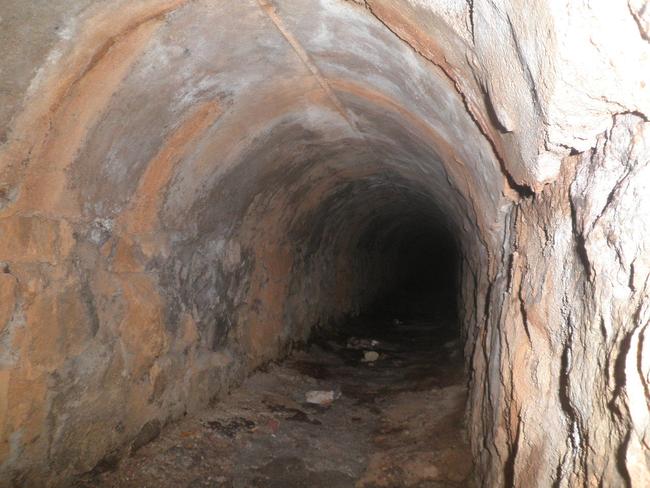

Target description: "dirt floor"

left=75, top=297, right=472, bottom=488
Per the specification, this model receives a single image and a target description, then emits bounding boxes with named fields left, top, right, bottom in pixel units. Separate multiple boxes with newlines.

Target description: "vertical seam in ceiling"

left=255, top=0, right=369, bottom=142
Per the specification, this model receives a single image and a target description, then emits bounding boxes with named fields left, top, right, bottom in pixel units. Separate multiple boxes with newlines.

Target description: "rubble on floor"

left=75, top=313, right=471, bottom=487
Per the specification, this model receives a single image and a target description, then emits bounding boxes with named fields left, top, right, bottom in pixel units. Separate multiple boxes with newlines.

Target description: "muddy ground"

left=75, top=295, right=471, bottom=487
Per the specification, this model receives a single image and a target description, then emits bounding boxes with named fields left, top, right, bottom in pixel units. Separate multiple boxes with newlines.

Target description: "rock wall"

left=467, top=114, right=650, bottom=487
left=0, top=0, right=648, bottom=486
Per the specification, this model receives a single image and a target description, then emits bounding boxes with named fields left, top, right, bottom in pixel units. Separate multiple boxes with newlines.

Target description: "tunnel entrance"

left=365, top=222, right=460, bottom=326
left=78, top=203, right=471, bottom=487
left=3, top=0, right=647, bottom=485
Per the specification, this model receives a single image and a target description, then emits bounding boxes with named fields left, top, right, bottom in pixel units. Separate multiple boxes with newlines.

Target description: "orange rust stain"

left=329, top=78, right=491, bottom=238
left=367, top=1, right=460, bottom=79
left=0, top=274, right=17, bottom=337
left=16, top=20, right=162, bottom=217
left=364, top=1, right=515, bottom=198
left=111, top=236, right=145, bottom=273
left=0, top=0, right=188, bottom=215
left=238, top=195, right=295, bottom=365
left=0, top=1, right=188, bottom=219
left=187, top=77, right=327, bottom=183
left=33, top=0, right=188, bottom=126
left=59, top=1, right=190, bottom=111
left=4, top=367, right=48, bottom=452
left=0, top=216, right=72, bottom=265
left=0, top=370, right=8, bottom=461
left=117, top=274, right=168, bottom=378
left=179, top=312, right=199, bottom=348
left=122, top=100, right=222, bottom=235
left=20, top=284, right=92, bottom=373
left=365, top=1, right=507, bottom=161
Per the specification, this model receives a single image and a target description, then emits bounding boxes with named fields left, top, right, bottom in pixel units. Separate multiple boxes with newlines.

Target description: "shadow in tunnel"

left=368, top=227, right=460, bottom=327
left=288, top=217, right=472, bottom=487
left=339, top=192, right=462, bottom=341
left=306, top=202, right=466, bottom=398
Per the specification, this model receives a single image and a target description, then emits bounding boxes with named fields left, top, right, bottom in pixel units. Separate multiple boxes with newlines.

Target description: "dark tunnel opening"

left=361, top=221, right=460, bottom=326
left=291, top=174, right=464, bottom=349
left=270, top=189, right=473, bottom=488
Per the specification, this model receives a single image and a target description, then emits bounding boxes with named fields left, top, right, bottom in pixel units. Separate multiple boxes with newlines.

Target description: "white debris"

left=362, top=351, right=379, bottom=362
left=305, top=390, right=340, bottom=406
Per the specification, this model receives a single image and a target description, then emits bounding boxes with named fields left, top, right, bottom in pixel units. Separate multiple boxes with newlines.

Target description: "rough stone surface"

left=75, top=311, right=470, bottom=487
left=0, top=0, right=648, bottom=487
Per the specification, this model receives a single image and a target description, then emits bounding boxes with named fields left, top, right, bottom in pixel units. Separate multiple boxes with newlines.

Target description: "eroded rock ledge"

left=0, top=0, right=648, bottom=486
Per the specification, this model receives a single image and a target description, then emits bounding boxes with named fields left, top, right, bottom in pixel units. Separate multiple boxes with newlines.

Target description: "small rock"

left=305, top=390, right=340, bottom=406
left=362, top=351, right=379, bottom=362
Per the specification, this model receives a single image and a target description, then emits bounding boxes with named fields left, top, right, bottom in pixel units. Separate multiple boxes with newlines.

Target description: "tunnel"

left=1, top=0, right=650, bottom=486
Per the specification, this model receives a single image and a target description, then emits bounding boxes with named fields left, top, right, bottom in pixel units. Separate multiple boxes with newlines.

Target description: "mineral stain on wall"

left=0, top=0, right=649, bottom=486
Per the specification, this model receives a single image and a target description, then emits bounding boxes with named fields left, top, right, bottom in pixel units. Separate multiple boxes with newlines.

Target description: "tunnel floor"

left=77, top=295, right=471, bottom=488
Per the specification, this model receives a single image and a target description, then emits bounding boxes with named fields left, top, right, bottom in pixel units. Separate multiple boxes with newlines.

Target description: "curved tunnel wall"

left=1, top=0, right=650, bottom=486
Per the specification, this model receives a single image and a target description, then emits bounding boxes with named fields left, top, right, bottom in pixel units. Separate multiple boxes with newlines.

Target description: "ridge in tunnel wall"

left=0, top=0, right=649, bottom=486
